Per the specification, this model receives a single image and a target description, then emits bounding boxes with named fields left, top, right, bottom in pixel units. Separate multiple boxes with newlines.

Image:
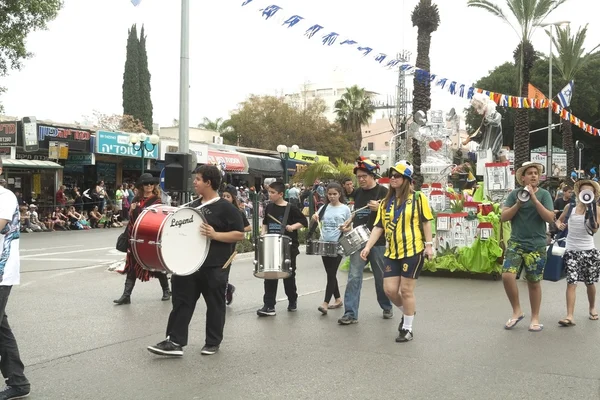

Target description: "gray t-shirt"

left=317, top=203, right=351, bottom=242
left=504, top=188, right=553, bottom=251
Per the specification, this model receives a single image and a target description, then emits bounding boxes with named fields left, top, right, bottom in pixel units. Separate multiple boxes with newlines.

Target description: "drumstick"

left=340, top=203, right=379, bottom=230
left=267, top=213, right=281, bottom=225
left=222, top=251, right=238, bottom=269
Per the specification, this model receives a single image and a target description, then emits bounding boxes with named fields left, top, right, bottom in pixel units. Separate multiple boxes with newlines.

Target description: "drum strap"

left=280, top=203, right=292, bottom=236
left=307, top=204, right=328, bottom=239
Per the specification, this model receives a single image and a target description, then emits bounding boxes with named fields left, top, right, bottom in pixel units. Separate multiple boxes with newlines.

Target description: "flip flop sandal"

left=328, top=302, right=343, bottom=309
left=528, top=324, right=544, bottom=332
left=504, top=314, right=525, bottom=330
left=589, top=313, right=599, bottom=320
left=558, top=319, right=576, bottom=327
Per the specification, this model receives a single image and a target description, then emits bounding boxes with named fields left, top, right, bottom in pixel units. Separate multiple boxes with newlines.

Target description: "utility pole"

left=393, top=50, right=412, bottom=165
left=178, top=0, right=190, bottom=154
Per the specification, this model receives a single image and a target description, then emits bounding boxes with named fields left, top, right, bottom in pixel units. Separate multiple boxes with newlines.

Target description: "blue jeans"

left=343, top=245, right=391, bottom=319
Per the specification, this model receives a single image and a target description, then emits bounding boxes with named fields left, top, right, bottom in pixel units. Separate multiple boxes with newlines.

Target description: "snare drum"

left=338, top=225, right=371, bottom=256
left=254, top=234, right=292, bottom=279
left=306, top=239, right=340, bottom=257
left=131, top=205, right=210, bottom=275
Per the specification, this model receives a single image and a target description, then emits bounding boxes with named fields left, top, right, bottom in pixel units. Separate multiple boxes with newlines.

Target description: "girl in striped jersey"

left=360, top=160, right=434, bottom=342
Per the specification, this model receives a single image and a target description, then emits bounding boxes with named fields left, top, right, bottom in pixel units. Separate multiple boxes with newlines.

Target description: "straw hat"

left=515, top=161, right=544, bottom=186
left=573, top=179, right=600, bottom=199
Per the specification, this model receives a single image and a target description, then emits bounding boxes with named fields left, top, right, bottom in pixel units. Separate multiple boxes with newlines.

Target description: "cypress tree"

left=137, top=25, right=153, bottom=133
left=122, top=25, right=140, bottom=123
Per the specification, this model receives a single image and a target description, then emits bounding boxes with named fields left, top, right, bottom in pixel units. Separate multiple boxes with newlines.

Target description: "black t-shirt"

left=241, top=210, right=250, bottom=228
left=554, top=197, right=569, bottom=215
left=263, top=202, right=308, bottom=249
left=189, top=198, right=244, bottom=268
left=353, top=184, right=388, bottom=246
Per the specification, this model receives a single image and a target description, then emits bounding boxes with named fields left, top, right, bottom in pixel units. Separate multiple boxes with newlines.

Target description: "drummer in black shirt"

left=148, top=165, right=244, bottom=357
left=338, top=157, right=393, bottom=325
left=257, top=181, right=308, bottom=316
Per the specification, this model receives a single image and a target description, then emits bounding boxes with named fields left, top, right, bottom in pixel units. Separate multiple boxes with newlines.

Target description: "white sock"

left=402, top=315, right=414, bottom=332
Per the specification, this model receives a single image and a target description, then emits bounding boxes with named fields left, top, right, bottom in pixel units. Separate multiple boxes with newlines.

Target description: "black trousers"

left=0, top=286, right=30, bottom=391
left=322, top=255, right=342, bottom=303
left=263, top=250, right=298, bottom=308
left=166, top=267, right=228, bottom=347
left=126, top=266, right=169, bottom=290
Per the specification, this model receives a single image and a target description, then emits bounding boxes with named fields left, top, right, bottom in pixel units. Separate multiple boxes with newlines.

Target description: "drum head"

left=160, top=208, right=209, bottom=275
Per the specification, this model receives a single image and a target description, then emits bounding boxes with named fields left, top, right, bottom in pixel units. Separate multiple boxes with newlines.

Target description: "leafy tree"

left=411, top=0, right=440, bottom=189
left=82, top=111, right=147, bottom=133
left=548, top=24, right=600, bottom=172
left=228, top=95, right=358, bottom=162
left=294, top=158, right=357, bottom=187
left=467, top=0, right=568, bottom=170
left=137, top=25, right=153, bottom=133
left=122, top=25, right=140, bottom=123
left=333, top=85, right=375, bottom=152
left=0, top=0, right=63, bottom=112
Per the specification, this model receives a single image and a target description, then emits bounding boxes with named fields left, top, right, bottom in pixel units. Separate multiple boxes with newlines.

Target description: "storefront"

left=159, top=139, right=209, bottom=165
left=1, top=158, right=63, bottom=211
left=207, top=149, right=248, bottom=186
left=95, top=130, right=159, bottom=187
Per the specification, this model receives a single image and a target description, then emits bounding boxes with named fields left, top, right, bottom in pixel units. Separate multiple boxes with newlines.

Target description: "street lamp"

left=277, top=144, right=299, bottom=185
left=369, top=153, right=387, bottom=166
left=130, top=132, right=160, bottom=173
left=539, top=20, right=570, bottom=178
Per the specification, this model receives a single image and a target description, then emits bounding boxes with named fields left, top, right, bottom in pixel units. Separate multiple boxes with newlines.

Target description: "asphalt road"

left=7, top=229, right=600, bottom=399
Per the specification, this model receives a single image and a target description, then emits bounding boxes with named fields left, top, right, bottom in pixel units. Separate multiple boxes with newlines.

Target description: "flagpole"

left=178, top=0, right=190, bottom=154
left=547, top=25, right=553, bottom=179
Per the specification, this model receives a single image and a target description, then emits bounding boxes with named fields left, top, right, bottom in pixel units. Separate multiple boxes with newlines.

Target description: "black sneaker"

left=225, top=284, right=235, bottom=305
left=0, top=385, right=30, bottom=399
left=383, top=309, right=393, bottom=319
left=287, top=301, right=297, bottom=312
left=337, top=315, right=358, bottom=325
left=201, top=345, right=220, bottom=355
left=257, top=306, right=276, bottom=317
left=396, top=328, right=413, bottom=343
left=147, top=338, right=183, bottom=356
left=398, top=311, right=416, bottom=331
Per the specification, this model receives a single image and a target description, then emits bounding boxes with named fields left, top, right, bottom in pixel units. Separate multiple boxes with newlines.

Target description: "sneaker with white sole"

left=201, top=345, right=219, bottom=355
left=396, top=328, right=413, bottom=343
left=257, top=306, right=276, bottom=317
left=0, top=385, right=30, bottom=399
left=147, top=338, right=183, bottom=356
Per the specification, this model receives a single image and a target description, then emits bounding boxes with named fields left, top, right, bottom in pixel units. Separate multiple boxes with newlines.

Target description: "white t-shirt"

left=0, top=187, right=21, bottom=286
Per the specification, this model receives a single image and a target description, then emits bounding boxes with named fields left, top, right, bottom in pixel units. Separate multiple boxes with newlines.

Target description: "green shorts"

left=502, top=241, right=547, bottom=282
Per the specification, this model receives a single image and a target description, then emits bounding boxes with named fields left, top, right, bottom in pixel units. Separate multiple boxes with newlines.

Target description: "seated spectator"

left=89, top=206, right=102, bottom=228
left=19, top=206, right=34, bottom=233
left=29, top=205, right=48, bottom=232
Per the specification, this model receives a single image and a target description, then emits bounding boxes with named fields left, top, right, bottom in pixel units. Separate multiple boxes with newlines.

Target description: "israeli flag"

left=557, top=80, right=574, bottom=108
left=131, top=0, right=142, bottom=6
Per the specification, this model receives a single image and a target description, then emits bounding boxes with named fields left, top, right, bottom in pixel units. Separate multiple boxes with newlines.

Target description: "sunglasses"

left=390, top=173, right=403, bottom=179
left=143, top=182, right=154, bottom=186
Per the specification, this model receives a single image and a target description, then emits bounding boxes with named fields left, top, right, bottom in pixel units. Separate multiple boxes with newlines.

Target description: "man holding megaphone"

left=500, top=162, right=555, bottom=332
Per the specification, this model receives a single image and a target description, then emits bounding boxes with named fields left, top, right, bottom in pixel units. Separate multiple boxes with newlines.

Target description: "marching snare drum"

left=338, top=225, right=371, bottom=256
left=306, top=239, right=340, bottom=257
left=254, top=234, right=292, bottom=279
left=131, top=205, right=210, bottom=275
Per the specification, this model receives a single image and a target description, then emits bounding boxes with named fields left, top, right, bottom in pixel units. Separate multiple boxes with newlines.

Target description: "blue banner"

left=96, top=130, right=158, bottom=159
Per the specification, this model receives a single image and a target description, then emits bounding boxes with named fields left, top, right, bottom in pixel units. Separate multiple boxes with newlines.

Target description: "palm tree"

left=198, top=117, right=231, bottom=132
left=549, top=24, right=600, bottom=173
left=295, top=158, right=357, bottom=187
left=334, top=85, right=375, bottom=152
left=467, top=0, right=568, bottom=170
left=411, top=0, right=440, bottom=190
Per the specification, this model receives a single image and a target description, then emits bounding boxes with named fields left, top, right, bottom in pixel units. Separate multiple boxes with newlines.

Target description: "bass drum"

left=131, top=205, right=210, bottom=275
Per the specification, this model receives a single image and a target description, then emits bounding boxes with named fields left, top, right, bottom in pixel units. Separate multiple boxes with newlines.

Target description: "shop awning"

left=207, top=150, right=248, bottom=173
left=2, top=159, right=63, bottom=169
left=245, top=154, right=284, bottom=177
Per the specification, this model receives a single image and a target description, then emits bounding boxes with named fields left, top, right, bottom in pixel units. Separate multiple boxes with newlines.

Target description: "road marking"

left=21, top=247, right=114, bottom=259
left=21, top=245, right=84, bottom=252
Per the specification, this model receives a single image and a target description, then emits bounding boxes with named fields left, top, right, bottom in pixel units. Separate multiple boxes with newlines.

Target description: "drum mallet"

left=222, top=251, right=238, bottom=269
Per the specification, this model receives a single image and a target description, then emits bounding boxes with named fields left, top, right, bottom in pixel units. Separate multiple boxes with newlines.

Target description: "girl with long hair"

left=221, top=185, right=251, bottom=305
left=360, top=161, right=434, bottom=343
left=312, top=182, right=351, bottom=315
left=113, top=173, right=171, bottom=305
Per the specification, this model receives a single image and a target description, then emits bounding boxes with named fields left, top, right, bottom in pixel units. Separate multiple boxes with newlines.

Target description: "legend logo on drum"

left=170, top=215, right=194, bottom=228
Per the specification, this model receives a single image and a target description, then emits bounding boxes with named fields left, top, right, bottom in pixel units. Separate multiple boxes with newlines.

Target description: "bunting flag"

left=239, top=0, right=599, bottom=137
left=557, top=80, right=574, bottom=108
left=131, top=0, right=142, bottom=6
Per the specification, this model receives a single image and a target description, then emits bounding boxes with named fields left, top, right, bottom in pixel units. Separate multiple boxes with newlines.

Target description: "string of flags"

left=239, top=0, right=600, bottom=137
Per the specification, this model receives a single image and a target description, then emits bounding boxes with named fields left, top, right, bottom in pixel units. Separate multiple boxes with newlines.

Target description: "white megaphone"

left=517, top=187, right=531, bottom=202
left=579, top=189, right=594, bottom=205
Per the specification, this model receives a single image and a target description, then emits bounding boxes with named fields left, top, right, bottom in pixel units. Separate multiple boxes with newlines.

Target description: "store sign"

left=159, top=140, right=208, bottom=164
left=49, top=141, right=69, bottom=160
left=66, top=153, right=95, bottom=166
left=289, top=151, right=328, bottom=163
left=530, top=147, right=566, bottom=178
left=38, top=125, right=91, bottom=141
left=207, top=150, right=246, bottom=172
left=0, top=122, right=17, bottom=146
left=96, top=130, right=158, bottom=159
left=16, top=153, right=49, bottom=161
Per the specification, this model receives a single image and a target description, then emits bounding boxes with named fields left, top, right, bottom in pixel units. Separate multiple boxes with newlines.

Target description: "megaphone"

left=517, top=188, right=531, bottom=202
left=579, top=189, right=595, bottom=204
